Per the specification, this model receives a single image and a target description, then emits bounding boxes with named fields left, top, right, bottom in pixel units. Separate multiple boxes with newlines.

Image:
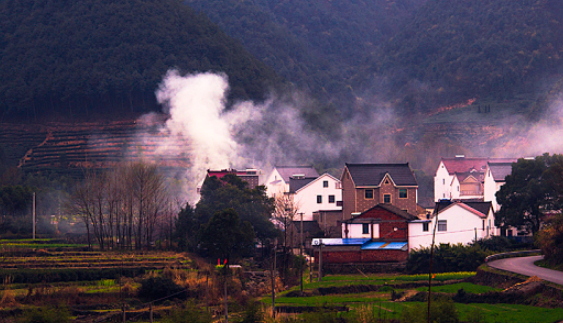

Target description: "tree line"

left=66, top=162, right=175, bottom=250
left=0, top=0, right=282, bottom=122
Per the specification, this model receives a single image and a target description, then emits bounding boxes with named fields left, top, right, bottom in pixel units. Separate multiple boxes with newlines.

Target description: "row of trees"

left=67, top=162, right=175, bottom=250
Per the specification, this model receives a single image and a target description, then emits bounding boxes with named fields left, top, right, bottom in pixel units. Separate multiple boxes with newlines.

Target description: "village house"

left=434, top=156, right=516, bottom=202
left=340, top=163, right=418, bottom=220
left=288, top=173, right=342, bottom=221
left=312, top=203, right=415, bottom=271
left=263, top=166, right=319, bottom=198
left=408, top=200, right=497, bottom=250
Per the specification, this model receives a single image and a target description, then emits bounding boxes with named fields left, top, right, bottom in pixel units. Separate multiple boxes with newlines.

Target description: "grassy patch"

left=415, top=282, right=502, bottom=294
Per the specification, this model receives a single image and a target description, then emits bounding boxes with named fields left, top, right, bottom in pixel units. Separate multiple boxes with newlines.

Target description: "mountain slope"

left=367, top=0, right=563, bottom=111
left=186, top=0, right=425, bottom=108
left=0, top=0, right=283, bottom=121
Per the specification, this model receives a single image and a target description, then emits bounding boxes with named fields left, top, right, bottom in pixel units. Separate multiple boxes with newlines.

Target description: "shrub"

left=407, top=243, right=491, bottom=274
left=20, top=306, right=70, bottom=323
left=137, top=276, right=185, bottom=302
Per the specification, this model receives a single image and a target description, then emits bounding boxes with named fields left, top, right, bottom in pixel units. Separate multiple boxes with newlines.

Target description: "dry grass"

left=0, top=289, right=17, bottom=307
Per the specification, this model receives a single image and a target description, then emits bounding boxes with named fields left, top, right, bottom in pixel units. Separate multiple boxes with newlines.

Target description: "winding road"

left=487, top=255, right=563, bottom=286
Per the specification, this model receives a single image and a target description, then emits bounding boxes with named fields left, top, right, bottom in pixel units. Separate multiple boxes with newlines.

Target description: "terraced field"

left=0, top=118, right=191, bottom=177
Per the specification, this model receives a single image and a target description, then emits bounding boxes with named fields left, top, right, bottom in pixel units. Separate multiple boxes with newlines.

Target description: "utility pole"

left=318, top=240, right=323, bottom=282
left=300, top=212, right=304, bottom=293
left=32, top=192, right=35, bottom=240
left=272, top=239, right=277, bottom=319
left=428, top=201, right=443, bottom=323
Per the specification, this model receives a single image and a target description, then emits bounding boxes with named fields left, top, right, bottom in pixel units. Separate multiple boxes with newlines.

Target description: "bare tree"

left=66, top=161, right=169, bottom=250
left=273, top=193, right=300, bottom=251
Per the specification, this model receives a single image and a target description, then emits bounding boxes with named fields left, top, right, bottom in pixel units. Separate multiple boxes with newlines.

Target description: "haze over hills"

left=1, top=0, right=563, bottom=199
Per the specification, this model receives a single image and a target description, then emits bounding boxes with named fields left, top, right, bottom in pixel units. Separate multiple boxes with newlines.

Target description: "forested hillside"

left=364, top=0, right=563, bottom=111
left=186, top=0, right=425, bottom=110
left=188, top=0, right=563, bottom=114
left=0, top=0, right=283, bottom=122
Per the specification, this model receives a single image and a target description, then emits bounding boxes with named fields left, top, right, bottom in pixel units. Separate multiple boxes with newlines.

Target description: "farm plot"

left=263, top=271, right=563, bottom=323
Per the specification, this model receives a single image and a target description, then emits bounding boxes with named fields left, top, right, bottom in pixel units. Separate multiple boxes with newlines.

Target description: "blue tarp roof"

left=313, top=238, right=407, bottom=250
left=361, top=242, right=385, bottom=250
left=318, top=238, right=370, bottom=246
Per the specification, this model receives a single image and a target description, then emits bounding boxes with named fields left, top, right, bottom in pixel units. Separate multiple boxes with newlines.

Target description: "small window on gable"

left=399, top=189, right=407, bottom=199
left=385, top=179, right=389, bottom=184
left=362, top=223, right=369, bottom=234
left=383, top=194, right=391, bottom=203
left=423, top=223, right=429, bottom=232
left=365, top=189, right=374, bottom=199
left=323, top=180, right=329, bottom=188
left=317, top=195, right=322, bottom=204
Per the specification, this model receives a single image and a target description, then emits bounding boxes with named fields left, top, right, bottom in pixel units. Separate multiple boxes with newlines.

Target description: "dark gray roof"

left=289, top=177, right=316, bottom=192
left=463, top=201, right=492, bottom=216
left=345, top=163, right=417, bottom=187
left=276, top=166, right=319, bottom=182
left=488, top=162, right=514, bottom=182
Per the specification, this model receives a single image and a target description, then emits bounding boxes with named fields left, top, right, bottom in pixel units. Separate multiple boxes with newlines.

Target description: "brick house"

left=340, top=163, right=418, bottom=220
left=313, top=204, right=416, bottom=266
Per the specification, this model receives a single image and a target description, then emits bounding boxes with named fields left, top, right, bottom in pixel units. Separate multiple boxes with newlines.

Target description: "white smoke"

left=138, top=69, right=398, bottom=204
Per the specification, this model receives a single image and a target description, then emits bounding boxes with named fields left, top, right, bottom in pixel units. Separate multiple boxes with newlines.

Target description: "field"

left=262, top=270, right=563, bottom=323
left=1, top=239, right=563, bottom=322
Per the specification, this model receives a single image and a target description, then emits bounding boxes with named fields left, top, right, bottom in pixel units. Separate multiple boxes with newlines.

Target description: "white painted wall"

left=408, top=204, right=497, bottom=250
left=264, top=168, right=289, bottom=198
left=343, top=223, right=380, bottom=239
left=483, top=167, right=504, bottom=212
left=434, top=161, right=453, bottom=201
left=293, top=173, right=342, bottom=221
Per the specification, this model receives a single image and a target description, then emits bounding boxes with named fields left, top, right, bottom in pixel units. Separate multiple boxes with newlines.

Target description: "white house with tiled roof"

left=408, top=200, right=497, bottom=250
left=264, top=166, right=319, bottom=198
left=434, top=156, right=516, bottom=202
left=484, top=161, right=515, bottom=212
left=290, top=173, right=342, bottom=221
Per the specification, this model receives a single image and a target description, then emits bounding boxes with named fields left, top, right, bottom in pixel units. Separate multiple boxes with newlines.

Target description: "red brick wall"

left=357, top=207, right=409, bottom=240
left=341, top=169, right=357, bottom=220
left=341, top=170, right=418, bottom=219
left=314, top=249, right=408, bottom=263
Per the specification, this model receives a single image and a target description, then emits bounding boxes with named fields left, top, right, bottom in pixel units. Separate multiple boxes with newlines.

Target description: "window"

left=328, top=195, right=335, bottom=203
left=323, top=180, right=329, bottom=188
left=423, top=223, right=429, bottom=232
left=437, top=220, right=447, bottom=232
left=482, top=220, right=485, bottom=230
left=317, top=195, right=322, bottom=204
left=399, top=189, right=407, bottom=199
left=443, top=179, right=445, bottom=185
left=383, top=194, right=391, bottom=203
left=364, top=189, right=374, bottom=199
left=362, top=223, right=369, bottom=234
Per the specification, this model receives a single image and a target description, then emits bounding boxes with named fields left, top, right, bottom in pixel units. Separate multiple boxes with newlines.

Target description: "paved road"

left=487, top=255, right=563, bottom=286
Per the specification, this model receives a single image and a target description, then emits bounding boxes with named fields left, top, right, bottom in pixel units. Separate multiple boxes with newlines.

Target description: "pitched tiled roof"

left=289, top=177, right=316, bottom=192
left=345, top=203, right=418, bottom=222
left=441, top=157, right=516, bottom=175
left=488, top=162, right=515, bottom=182
left=276, top=166, right=319, bottom=182
left=463, top=201, right=492, bottom=216
left=345, top=163, right=417, bottom=186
